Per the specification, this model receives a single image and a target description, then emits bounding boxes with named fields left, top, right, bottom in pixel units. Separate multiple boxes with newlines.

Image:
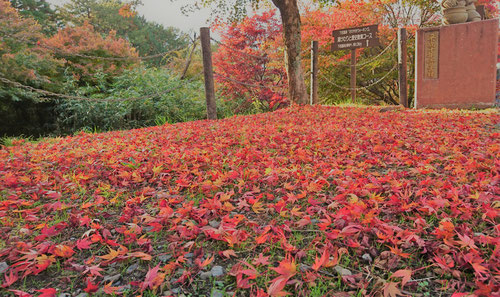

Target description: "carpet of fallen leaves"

left=0, top=106, right=499, bottom=297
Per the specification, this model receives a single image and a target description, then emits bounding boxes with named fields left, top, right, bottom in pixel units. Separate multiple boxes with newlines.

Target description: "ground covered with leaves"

left=0, top=106, right=499, bottom=297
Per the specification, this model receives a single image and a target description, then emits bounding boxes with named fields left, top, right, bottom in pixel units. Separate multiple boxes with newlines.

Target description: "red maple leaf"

left=36, top=288, right=57, bottom=297
left=252, top=253, right=270, bottom=266
left=390, top=269, right=412, bottom=287
left=83, top=265, right=104, bottom=277
left=196, top=254, right=214, bottom=268
left=271, top=254, right=296, bottom=279
left=140, top=265, right=165, bottom=291
left=267, top=276, right=290, bottom=297
left=8, top=290, right=32, bottom=297
left=221, top=249, right=238, bottom=259
left=2, top=270, right=19, bottom=288
left=76, top=238, right=93, bottom=250
left=383, top=281, right=402, bottom=297
left=128, top=251, right=153, bottom=261
left=103, top=281, right=122, bottom=295
left=229, top=261, right=258, bottom=289
left=83, top=280, right=99, bottom=293
left=312, top=249, right=329, bottom=271
left=268, top=254, right=296, bottom=296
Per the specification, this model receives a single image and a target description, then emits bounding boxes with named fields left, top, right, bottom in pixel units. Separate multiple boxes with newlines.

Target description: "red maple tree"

left=213, top=11, right=288, bottom=111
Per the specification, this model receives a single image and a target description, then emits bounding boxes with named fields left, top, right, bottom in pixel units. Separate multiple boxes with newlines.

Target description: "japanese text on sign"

left=332, top=24, right=380, bottom=51
left=423, top=31, right=439, bottom=79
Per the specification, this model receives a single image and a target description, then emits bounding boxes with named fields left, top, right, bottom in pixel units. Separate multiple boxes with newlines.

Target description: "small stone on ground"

left=0, top=262, right=8, bottom=274
left=210, top=265, right=224, bottom=277
left=334, top=265, right=352, bottom=276
left=211, top=290, right=224, bottom=297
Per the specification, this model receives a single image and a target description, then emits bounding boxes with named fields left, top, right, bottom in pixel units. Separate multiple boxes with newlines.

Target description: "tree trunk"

left=271, top=0, right=308, bottom=104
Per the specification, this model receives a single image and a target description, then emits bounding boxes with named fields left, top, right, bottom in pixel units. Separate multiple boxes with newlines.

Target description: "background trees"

left=212, top=0, right=440, bottom=109
left=1, top=0, right=498, bottom=137
left=9, top=0, right=60, bottom=34
left=0, top=0, right=209, bottom=137
left=185, top=0, right=310, bottom=104
left=204, top=0, right=497, bottom=110
left=41, top=22, right=139, bottom=86
left=58, top=0, right=189, bottom=64
left=0, top=0, right=61, bottom=136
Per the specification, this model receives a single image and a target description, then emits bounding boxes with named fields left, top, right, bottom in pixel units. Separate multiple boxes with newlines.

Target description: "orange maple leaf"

left=103, top=281, right=122, bottom=294
left=53, top=245, right=75, bottom=258
left=312, top=249, right=329, bottom=271
left=128, top=251, right=152, bottom=261
left=390, top=269, right=412, bottom=287
left=198, top=254, right=214, bottom=268
left=98, top=246, right=127, bottom=261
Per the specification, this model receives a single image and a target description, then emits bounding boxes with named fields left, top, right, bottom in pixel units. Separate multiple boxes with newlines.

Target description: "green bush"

left=54, top=68, right=210, bottom=134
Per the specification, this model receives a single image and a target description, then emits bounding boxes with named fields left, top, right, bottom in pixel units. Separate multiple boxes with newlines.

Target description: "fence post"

left=310, top=41, right=319, bottom=105
left=200, top=27, right=217, bottom=120
left=350, top=49, right=356, bottom=103
left=398, top=28, right=408, bottom=108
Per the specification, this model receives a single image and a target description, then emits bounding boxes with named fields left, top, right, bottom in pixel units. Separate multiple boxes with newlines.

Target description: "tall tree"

left=271, top=0, right=308, bottom=104
left=183, top=0, right=310, bottom=104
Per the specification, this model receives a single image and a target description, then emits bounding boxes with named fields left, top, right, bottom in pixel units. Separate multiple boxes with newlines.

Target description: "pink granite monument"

left=414, top=18, right=499, bottom=109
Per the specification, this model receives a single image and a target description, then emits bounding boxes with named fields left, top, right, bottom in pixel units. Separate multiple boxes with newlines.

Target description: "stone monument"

left=414, top=18, right=498, bottom=109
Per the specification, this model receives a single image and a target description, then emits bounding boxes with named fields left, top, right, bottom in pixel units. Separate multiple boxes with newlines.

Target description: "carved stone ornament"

left=441, top=0, right=480, bottom=25
left=465, top=0, right=481, bottom=22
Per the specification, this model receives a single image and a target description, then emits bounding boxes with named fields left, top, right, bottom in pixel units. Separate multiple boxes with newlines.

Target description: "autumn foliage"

left=213, top=11, right=288, bottom=110
left=41, top=22, right=138, bottom=83
left=0, top=106, right=498, bottom=296
left=1, top=0, right=138, bottom=83
left=0, top=0, right=59, bottom=81
left=213, top=0, right=498, bottom=108
left=213, top=1, right=407, bottom=108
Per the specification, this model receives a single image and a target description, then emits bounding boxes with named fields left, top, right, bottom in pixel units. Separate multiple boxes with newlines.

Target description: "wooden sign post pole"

left=398, top=28, right=408, bottom=108
left=351, top=49, right=356, bottom=103
left=331, top=24, right=380, bottom=103
left=200, top=27, right=217, bottom=120
left=310, top=41, right=319, bottom=105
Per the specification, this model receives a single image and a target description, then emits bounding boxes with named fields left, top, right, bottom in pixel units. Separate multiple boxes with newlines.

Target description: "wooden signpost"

left=310, top=41, right=319, bottom=105
left=398, top=28, right=408, bottom=108
left=200, top=27, right=217, bottom=120
left=332, top=24, right=380, bottom=103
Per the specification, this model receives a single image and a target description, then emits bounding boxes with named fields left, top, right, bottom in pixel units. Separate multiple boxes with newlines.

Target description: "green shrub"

left=54, top=68, right=210, bottom=134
